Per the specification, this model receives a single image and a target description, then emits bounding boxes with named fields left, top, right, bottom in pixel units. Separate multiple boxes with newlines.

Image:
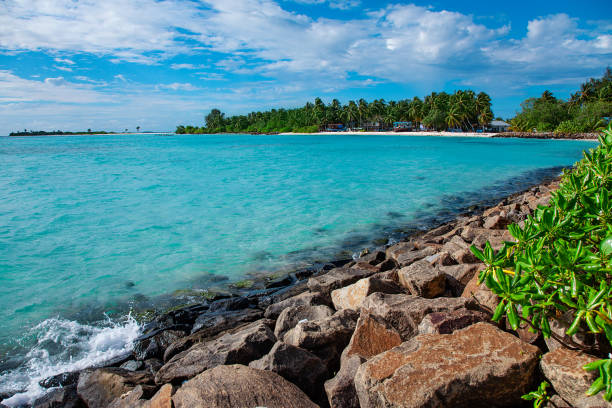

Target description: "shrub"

left=472, top=125, right=612, bottom=404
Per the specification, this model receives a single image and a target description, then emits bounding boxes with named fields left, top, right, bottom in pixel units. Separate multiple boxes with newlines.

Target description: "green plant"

left=471, top=125, right=612, bottom=403
left=522, top=381, right=550, bottom=408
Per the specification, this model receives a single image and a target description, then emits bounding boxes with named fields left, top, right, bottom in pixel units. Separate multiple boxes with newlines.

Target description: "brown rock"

left=361, top=292, right=478, bottom=340
left=395, top=246, right=437, bottom=267
left=350, top=261, right=380, bottom=273
left=541, top=348, right=612, bottom=408
left=172, top=364, right=318, bottom=408
left=283, top=308, right=359, bottom=350
left=264, top=291, right=330, bottom=319
left=32, top=384, right=84, bottom=408
left=427, top=251, right=456, bottom=266
left=108, top=384, right=157, bottom=408
left=461, top=270, right=499, bottom=311
left=249, top=341, right=328, bottom=404
left=397, top=260, right=446, bottom=298
left=274, top=304, right=334, bottom=339
left=155, top=319, right=275, bottom=384
left=324, top=354, right=365, bottom=408
left=143, top=384, right=173, bottom=408
left=308, top=267, right=379, bottom=296
left=343, top=313, right=402, bottom=362
left=77, top=368, right=154, bottom=408
left=331, top=277, right=402, bottom=311
left=385, top=242, right=416, bottom=260
left=484, top=214, right=510, bottom=229
left=355, top=322, right=541, bottom=408
left=417, top=309, right=490, bottom=335
left=439, top=263, right=482, bottom=286
left=133, top=330, right=186, bottom=361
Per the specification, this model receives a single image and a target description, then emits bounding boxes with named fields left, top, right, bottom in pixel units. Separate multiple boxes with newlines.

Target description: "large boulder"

left=395, top=246, right=437, bottom=267
left=361, top=292, right=478, bottom=340
left=324, top=354, right=365, bottom=408
left=343, top=313, right=402, bottom=362
left=541, top=348, right=612, bottom=408
left=331, top=277, right=402, bottom=311
left=283, top=309, right=359, bottom=350
left=107, top=384, right=157, bottom=408
left=438, top=263, right=482, bottom=286
left=461, top=270, right=499, bottom=311
left=32, top=384, right=84, bottom=408
left=77, top=368, right=154, bottom=408
left=308, top=267, right=379, bottom=296
left=417, top=309, right=490, bottom=335
left=355, top=322, right=541, bottom=408
left=397, top=260, right=445, bottom=298
left=172, top=364, right=318, bottom=408
left=264, top=291, right=331, bottom=319
left=133, top=330, right=186, bottom=361
left=274, top=304, right=334, bottom=339
left=155, top=320, right=275, bottom=384
left=249, top=341, right=328, bottom=404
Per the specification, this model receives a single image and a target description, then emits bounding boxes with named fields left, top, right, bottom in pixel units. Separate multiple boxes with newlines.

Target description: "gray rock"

left=331, top=276, right=402, bottom=311
left=155, top=319, right=275, bottom=384
left=172, top=364, right=318, bottom=408
left=264, top=291, right=331, bottom=320
left=395, top=246, right=437, bottom=267
left=274, top=304, right=334, bottom=339
left=121, top=360, right=144, bottom=371
left=77, top=368, right=154, bottom=408
left=283, top=308, right=359, bottom=351
left=397, top=260, right=446, bottom=298
left=307, top=267, right=378, bottom=296
left=32, top=384, right=84, bottom=408
left=190, top=308, right=263, bottom=335
left=324, top=354, right=365, bottom=408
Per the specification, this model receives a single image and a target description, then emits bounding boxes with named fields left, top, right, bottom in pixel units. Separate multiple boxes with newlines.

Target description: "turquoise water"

left=0, top=133, right=596, bottom=403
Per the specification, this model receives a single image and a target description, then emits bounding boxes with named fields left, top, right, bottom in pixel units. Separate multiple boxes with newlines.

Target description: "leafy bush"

left=471, top=125, right=612, bottom=403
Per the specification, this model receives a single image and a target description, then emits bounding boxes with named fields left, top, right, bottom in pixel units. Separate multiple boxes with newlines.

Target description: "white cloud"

left=157, top=82, right=199, bottom=91
left=54, top=65, right=72, bottom=72
left=54, top=57, right=75, bottom=65
left=171, top=63, right=199, bottom=70
left=114, top=74, right=127, bottom=82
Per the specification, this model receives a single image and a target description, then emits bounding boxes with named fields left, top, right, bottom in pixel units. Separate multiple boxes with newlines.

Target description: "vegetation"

left=176, top=90, right=494, bottom=134
left=511, top=68, right=612, bottom=133
left=9, top=129, right=112, bottom=136
left=471, top=125, right=612, bottom=404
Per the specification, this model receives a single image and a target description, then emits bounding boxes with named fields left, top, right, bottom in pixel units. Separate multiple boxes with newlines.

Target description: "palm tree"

left=136, top=126, right=140, bottom=133
left=344, top=101, right=358, bottom=129
left=446, top=107, right=462, bottom=130
left=358, top=99, right=369, bottom=128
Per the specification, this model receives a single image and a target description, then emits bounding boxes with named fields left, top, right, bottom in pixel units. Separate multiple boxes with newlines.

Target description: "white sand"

left=280, top=131, right=499, bottom=137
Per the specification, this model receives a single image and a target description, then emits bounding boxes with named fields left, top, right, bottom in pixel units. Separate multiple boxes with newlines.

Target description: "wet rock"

left=397, top=260, right=446, bottom=298
left=324, top=354, right=364, bottom=408
left=155, top=319, right=275, bottom=384
left=190, top=307, right=263, bottom=335
left=355, top=322, right=541, bottom=408
left=541, top=347, right=612, bottom=408
left=249, top=341, right=328, bottom=404
left=343, top=313, right=402, bottom=362
left=264, top=291, right=331, bottom=320
left=134, top=329, right=186, bottom=360
left=283, top=308, right=359, bottom=351
left=121, top=360, right=145, bottom=371
left=32, top=384, right=84, bottom=408
left=417, top=309, right=490, bottom=335
left=256, top=280, right=309, bottom=310
left=172, top=364, right=318, bottom=408
left=39, top=371, right=80, bottom=388
left=275, top=304, right=334, bottom=339
left=265, top=273, right=295, bottom=289
left=331, top=277, right=402, bottom=311
left=307, top=267, right=378, bottom=296
left=143, top=303, right=209, bottom=334
left=77, top=368, right=154, bottom=408
left=208, top=296, right=252, bottom=312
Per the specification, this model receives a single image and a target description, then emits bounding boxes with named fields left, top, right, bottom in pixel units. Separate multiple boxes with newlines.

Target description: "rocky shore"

left=10, top=177, right=611, bottom=408
left=492, top=132, right=599, bottom=140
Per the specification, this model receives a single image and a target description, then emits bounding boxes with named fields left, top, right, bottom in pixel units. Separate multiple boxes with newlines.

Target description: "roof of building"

left=490, top=120, right=510, bottom=127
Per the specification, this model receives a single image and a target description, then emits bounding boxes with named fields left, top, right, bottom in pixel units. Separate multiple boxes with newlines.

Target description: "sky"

left=0, top=0, right=611, bottom=134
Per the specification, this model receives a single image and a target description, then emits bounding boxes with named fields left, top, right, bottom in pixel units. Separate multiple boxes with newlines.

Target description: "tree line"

left=176, top=89, right=495, bottom=134
left=511, top=68, right=612, bottom=133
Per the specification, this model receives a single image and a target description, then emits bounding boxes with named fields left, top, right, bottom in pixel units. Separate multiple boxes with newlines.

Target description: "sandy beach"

left=281, top=131, right=498, bottom=137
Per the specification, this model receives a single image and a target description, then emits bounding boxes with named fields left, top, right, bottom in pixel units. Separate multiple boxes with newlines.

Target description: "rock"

left=172, top=364, right=318, bottom=408
left=331, top=277, right=402, bottom=311
left=108, top=384, right=157, bottom=408
left=350, top=261, right=380, bottom=273
left=249, top=341, right=328, bottom=404
left=32, top=384, right=84, bottom=408
left=77, top=368, right=154, bottom=408
left=461, top=270, right=499, bottom=311
left=343, top=313, right=402, bottom=362
left=385, top=242, right=416, bottom=261
left=283, top=308, right=359, bottom=351
left=544, top=395, right=573, bottom=408
left=257, top=280, right=309, bottom=310
left=544, top=310, right=610, bottom=355
left=121, top=360, right=144, bottom=371
left=361, top=292, right=478, bottom=340
left=426, top=251, right=455, bottom=266
left=134, top=329, right=187, bottom=361
left=417, top=309, right=490, bottom=335
left=377, top=258, right=398, bottom=272
left=264, top=291, right=331, bottom=319
left=355, top=322, right=541, bottom=408
left=325, top=354, right=365, bottom=408
left=308, top=267, right=379, bottom=296
left=142, top=384, right=173, bottom=408
left=541, top=348, right=612, bottom=408
left=439, top=263, right=482, bottom=286
left=274, top=304, right=334, bottom=339
left=471, top=229, right=514, bottom=251
left=155, top=319, right=275, bottom=384
left=484, top=214, right=510, bottom=229
left=143, top=303, right=209, bottom=334
left=395, top=246, right=437, bottom=267
left=397, top=260, right=446, bottom=298
left=39, top=371, right=80, bottom=388
left=190, top=307, right=263, bottom=335
left=359, top=250, right=386, bottom=266
left=143, top=358, right=163, bottom=375
left=265, top=273, right=294, bottom=289
left=208, top=296, right=252, bottom=312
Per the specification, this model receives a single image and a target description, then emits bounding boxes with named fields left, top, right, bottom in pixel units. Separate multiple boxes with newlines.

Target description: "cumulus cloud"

left=157, top=82, right=199, bottom=91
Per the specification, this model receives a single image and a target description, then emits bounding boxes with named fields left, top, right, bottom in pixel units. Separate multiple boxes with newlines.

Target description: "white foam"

left=0, top=315, right=141, bottom=407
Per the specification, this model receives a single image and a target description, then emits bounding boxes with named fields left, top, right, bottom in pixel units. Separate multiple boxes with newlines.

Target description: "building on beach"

left=488, top=120, right=511, bottom=132
left=393, top=121, right=413, bottom=132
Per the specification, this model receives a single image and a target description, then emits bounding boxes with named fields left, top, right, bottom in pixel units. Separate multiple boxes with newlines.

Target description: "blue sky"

left=0, top=0, right=611, bottom=134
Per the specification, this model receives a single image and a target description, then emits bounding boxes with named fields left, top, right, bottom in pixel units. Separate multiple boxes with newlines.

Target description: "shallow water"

left=0, top=133, right=596, bottom=403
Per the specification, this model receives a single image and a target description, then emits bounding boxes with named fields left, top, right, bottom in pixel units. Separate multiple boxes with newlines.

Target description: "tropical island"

left=176, top=69, right=612, bottom=135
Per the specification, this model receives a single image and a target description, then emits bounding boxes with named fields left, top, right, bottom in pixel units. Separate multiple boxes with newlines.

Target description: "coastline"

left=281, top=130, right=599, bottom=140
left=2, top=168, right=579, bottom=407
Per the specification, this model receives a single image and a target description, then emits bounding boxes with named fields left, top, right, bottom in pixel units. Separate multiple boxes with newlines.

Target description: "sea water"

left=0, top=133, right=597, bottom=404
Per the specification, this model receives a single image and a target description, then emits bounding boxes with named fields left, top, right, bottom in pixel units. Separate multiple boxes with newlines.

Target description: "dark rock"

left=249, top=342, right=328, bottom=404
left=76, top=368, right=154, bottom=408
left=143, top=358, right=163, bottom=375
left=264, top=291, right=331, bottom=320
left=142, top=303, right=209, bottom=335
left=155, top=319, right=276, bottom=384
left=418, top=309, right=490, bottom=335
left=32, top=384, right=85, bottom=408
left=355, top=322, right=541, bottom=408
left=377, top=258, right=398, bottom=272
left=208, top=296, right=252, bottom=312
left=265, top=273, right=295, bottom=289
left=172, top=364, right=318, bottom=408
left=133, top=329, right=186, bottom=361
left=39, top=371, right=80, bottom=388
left=324, top=354, right=364, bottom=408
left=256, top=280, right=309, bottom=310
left=359, top=250, right=386, bottom=266
left=283, top=309, right=359, bottom=351
left=395, top=246, right=437, bottom=267
left=190, top=307, right=263, bottom=335
left=107, top=384, right=157, bottom=408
